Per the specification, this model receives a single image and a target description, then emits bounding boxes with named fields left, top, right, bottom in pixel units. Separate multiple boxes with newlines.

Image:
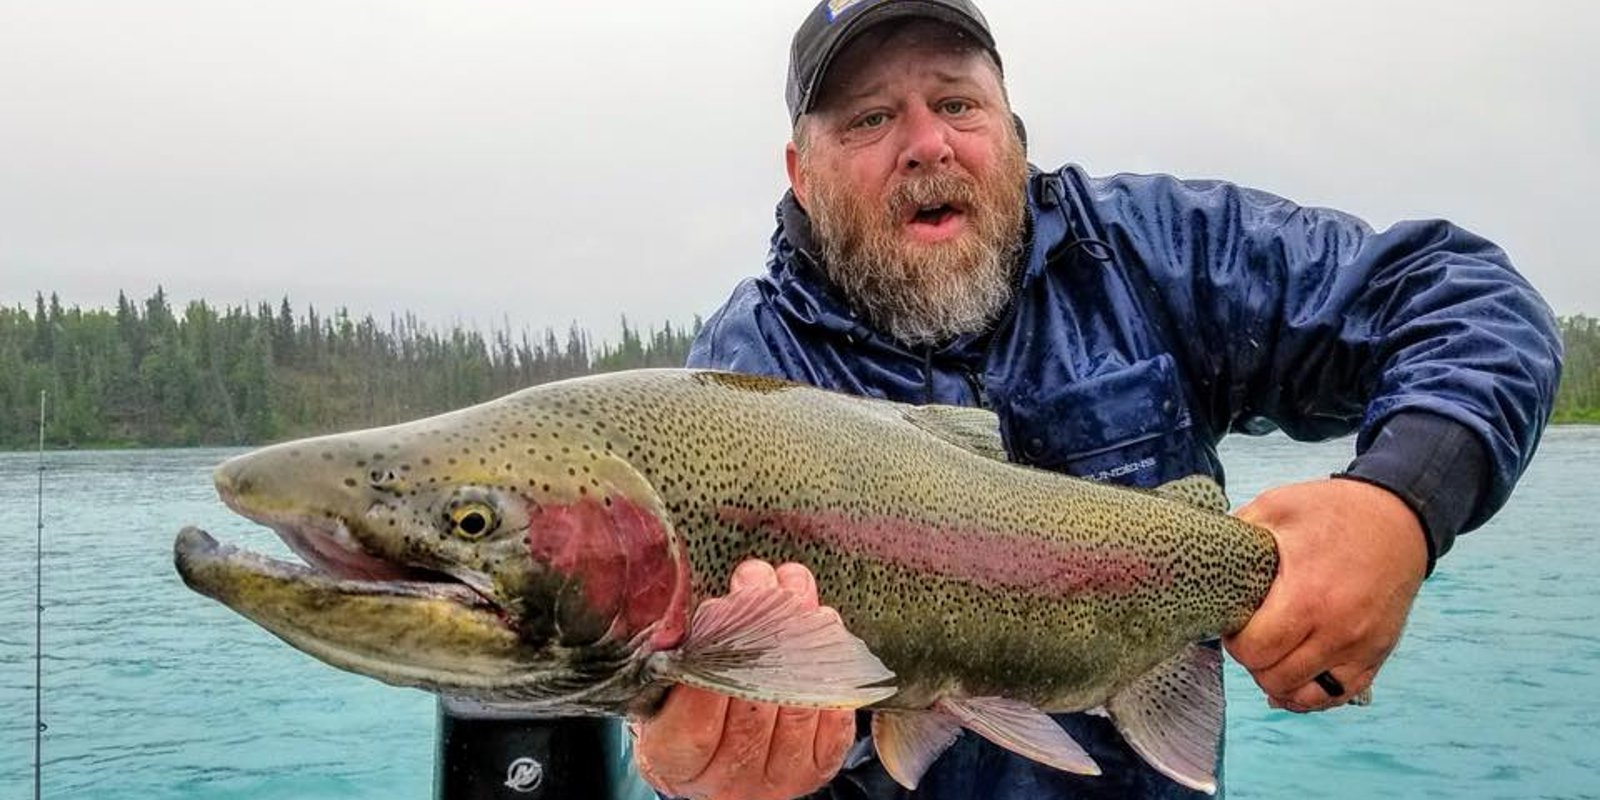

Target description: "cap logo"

left=826, top=0, right=869, bottom=22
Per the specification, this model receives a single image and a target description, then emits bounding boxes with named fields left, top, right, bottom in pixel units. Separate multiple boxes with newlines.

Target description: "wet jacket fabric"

left=683, top=165, right=1562, bottom=799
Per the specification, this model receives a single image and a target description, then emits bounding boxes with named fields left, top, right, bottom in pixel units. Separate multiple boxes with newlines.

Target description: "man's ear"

left=785, top=140, right=808, bottom=209
left=1011, top=112, right=1028, bottom=153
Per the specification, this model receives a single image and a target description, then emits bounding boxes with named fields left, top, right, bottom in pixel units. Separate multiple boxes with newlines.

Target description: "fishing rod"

left=34, top=390, right=47, bottom=800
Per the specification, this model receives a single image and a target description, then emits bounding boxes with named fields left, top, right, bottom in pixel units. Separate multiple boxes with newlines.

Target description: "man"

left=634, top=1, right=1562, bottom=798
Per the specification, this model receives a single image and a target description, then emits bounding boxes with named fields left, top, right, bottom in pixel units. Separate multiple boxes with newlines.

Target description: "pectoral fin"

left=937, top=696, right=1100, bottom=776
left=646, top=584, right=896, bottom=708
left=871, top=710, right=964, bottom=789
left=1105, top=643, right=1225, bottom=794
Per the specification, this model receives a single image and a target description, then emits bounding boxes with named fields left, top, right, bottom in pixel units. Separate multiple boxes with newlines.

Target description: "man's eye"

left=940, top=100, right=971, bottom=115
left=854, top=112, right=889, bottom=129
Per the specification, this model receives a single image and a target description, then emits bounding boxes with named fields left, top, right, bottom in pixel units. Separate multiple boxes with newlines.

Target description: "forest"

left=3, top=290, right=1597, bottom=449
left=1, top=290, right=698, bottom=448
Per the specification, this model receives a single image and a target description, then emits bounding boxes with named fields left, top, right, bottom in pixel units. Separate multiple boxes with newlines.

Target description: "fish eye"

left=448, top=503, right=497, bottom=540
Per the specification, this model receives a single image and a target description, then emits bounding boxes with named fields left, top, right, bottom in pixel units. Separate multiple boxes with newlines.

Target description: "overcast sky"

left=3, top=1, right=1596, bottom=344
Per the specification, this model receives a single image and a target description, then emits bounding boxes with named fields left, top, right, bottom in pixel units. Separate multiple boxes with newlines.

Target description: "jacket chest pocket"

left=998, top=353, right=1203, bottom=488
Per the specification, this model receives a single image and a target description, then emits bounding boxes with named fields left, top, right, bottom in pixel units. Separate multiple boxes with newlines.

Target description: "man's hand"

left=1223, top=478, right=1427, bottom=712
left=632, top=560, right=856, bottom=800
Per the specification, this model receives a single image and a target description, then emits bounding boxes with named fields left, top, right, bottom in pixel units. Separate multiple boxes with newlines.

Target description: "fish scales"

left=176, top=368, right=1284, bottom=792
left=480, top=370, right=1272, bottom=709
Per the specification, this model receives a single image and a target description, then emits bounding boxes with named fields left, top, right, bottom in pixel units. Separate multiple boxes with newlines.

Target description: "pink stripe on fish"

left=719, top=507, right=1167, bottom=597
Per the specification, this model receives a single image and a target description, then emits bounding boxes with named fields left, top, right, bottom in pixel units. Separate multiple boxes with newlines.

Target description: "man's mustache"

left=887, top=172, right=979, bottom=219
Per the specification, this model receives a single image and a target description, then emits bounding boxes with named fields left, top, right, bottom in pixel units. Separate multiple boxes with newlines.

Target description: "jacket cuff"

left=1337, top=411, right=1490, bottom=574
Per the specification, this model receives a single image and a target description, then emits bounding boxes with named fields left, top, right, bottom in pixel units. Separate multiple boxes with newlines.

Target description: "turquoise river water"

left=2, top=427, right=1597, bottom=798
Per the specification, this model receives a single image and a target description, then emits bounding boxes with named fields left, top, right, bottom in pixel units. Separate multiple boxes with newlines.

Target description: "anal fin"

left=1105, top=643, right=1225, bottom=794
left=937, top=696, right=1100, bottom=777
left=646, top=584, right=897, bottom=708
left=871, top=710, right=964, bottom=789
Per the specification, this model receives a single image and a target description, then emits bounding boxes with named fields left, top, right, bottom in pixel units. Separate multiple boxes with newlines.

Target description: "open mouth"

left=911, top=203, right=958, bottom=225
left=903, top=200, right=969, bottom=241
left=174, top=526, right=490, bottom=607
left=175, top=488, right=497, bottom=614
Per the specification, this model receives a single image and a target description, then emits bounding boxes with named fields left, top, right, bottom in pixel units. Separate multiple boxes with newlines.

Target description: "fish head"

left=175, top=390, right=692, bottom=713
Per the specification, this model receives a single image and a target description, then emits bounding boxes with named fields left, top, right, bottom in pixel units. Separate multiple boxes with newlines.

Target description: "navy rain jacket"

left=683, top=165, right=1562, bottom=799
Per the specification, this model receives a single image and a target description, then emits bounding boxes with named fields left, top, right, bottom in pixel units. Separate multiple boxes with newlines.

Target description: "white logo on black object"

left=504, top=756, right=544, bottom=793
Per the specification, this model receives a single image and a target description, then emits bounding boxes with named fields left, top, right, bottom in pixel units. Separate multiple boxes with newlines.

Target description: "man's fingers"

left=1224, top=586, right=1312, bottom=672
left=1247, top=637, right=1345, bottom=698
left=636, top=686, right=731, bottom=786
left=813, top=708, right=857, bottom=774
left=774, top=562, right=820, bottom=606
left=1278, top=665, right=1376, bottom=713
left=700, top=699, right=780, bottom=789
left=762, top=705, right=836, bottom=791
left=732, top=559, right=780, bottom=592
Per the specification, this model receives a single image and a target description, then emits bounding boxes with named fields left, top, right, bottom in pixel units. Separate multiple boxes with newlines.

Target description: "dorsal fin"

left=901, top=405, right=1008, bottom=462
left=1149, top=475, right=1230, bottom=513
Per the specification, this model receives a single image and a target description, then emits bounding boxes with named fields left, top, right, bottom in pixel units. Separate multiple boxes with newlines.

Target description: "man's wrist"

left=1339, top=411, right=1490, bottom=574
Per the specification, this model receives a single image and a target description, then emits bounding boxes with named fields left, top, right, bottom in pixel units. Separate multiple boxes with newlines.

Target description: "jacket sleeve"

left=1089, top=172, right=1562, bottom=566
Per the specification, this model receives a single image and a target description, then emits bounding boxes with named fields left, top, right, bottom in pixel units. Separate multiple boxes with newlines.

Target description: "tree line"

left=1, top=289, right=699, bottom=449
left=3, top=292, right=1598, bottom=449
left=1553, top=314, right=1600, bottom=423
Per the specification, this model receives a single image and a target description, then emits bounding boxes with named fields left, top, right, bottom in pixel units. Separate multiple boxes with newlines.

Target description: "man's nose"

left=898, top=105, right=953, bottom=172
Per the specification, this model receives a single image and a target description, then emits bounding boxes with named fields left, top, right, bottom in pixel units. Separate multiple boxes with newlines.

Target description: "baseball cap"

left=785, top=0, right=1001, bottom=122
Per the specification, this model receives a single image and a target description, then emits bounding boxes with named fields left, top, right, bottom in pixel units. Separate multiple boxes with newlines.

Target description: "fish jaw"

left=174, top=527, right=563, bottom=694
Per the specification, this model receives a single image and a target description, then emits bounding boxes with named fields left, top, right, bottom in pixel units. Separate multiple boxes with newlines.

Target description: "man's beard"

left=800, top=132, right=1028, bottom=347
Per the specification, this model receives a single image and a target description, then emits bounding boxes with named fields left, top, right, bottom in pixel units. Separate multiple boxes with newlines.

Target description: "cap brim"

left=796, top=1, right=999, bottom=120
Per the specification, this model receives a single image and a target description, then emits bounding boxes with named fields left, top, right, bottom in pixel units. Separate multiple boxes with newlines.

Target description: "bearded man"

left=633, top=1, right=1562, bottom=798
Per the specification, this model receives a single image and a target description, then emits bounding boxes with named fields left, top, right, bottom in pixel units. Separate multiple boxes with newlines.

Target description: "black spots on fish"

left=447, top=457, right=458, bottom=466
left=321, top=452, right=334, bottom=461
left=421, top=457, right=432, bottom=466
left=289, top=449, right=301, bottom=459
left=343, top=477, right=357, bottom=488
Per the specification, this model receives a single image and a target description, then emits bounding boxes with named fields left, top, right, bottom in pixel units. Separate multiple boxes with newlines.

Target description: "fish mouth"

left=172, top=499, right=543, bottom=696
left=174, top=525, right=492, bottom=611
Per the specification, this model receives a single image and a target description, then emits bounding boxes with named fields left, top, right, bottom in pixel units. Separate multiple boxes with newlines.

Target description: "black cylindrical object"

left=434, top=696, right=654, bottom=800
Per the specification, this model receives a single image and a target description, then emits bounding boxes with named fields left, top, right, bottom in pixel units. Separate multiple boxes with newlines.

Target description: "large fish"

left=175, top=368, right=1286, bottom=792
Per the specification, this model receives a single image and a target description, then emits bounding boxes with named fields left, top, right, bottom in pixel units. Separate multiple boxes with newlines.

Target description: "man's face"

left=788, top=20, right=1028, bottom=346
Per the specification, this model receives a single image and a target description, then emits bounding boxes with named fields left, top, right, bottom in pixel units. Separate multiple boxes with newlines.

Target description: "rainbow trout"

left=174, top=369, right=1282, bottom=792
